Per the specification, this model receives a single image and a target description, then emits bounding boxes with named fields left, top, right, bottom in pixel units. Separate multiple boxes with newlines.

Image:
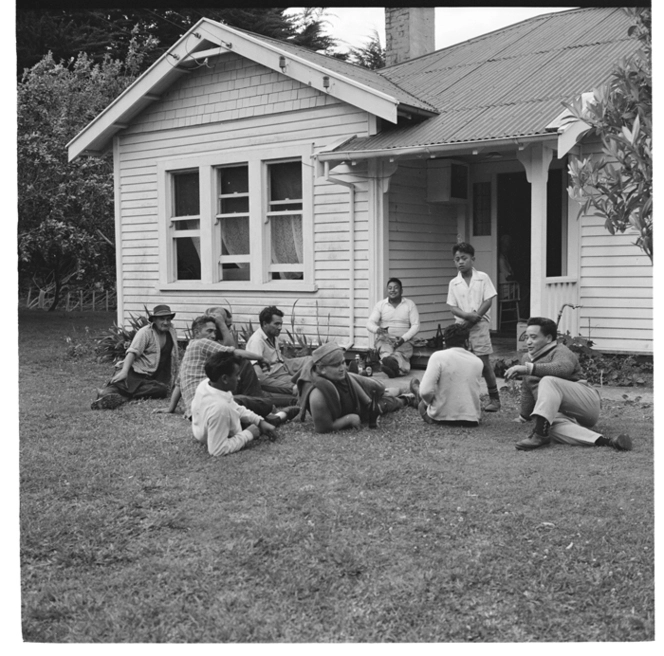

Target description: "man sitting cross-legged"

left=245, top=305, right=312, bottom=400
left=411, top=323, right=484, bottom=427
left=191, top=352, right=280, bottom=457
left=91, top=304, right=179, bottom=410
left=155, top=315, right=298, bottom=426
left=505, top=316, right=632, bottom=452
left=295, top=342, right=418, bottom=433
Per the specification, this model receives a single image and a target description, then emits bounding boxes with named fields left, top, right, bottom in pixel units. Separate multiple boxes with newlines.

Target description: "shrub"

left=94, top=313, right=150, bottom=364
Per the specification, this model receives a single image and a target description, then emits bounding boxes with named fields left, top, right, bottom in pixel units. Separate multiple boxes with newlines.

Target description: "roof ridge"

left=381, top=6, right=610, bottom=72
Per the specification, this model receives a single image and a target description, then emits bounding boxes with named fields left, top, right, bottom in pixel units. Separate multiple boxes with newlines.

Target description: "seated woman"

left=295, top=342, right=417, bottom=433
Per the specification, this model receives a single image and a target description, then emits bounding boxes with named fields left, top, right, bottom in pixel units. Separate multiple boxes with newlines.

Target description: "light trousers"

left=533, top=376, right=603, bottom=446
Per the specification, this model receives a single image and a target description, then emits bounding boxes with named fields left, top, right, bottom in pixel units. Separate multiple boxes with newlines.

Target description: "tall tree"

left=347, top=29, right=385, bottom=70
left=16, top=7, right=342, bottom=79
left=17, top=39, right=151, bottom=308
left=564, top=7, right=652, bottom=262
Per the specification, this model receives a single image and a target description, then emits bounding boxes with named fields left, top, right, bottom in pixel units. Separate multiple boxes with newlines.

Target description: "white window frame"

left=157, top=144, right=315, bottom=291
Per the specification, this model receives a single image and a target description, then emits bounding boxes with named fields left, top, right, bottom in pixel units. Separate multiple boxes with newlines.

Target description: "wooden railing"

left=543, top=278, right=579, bottom=334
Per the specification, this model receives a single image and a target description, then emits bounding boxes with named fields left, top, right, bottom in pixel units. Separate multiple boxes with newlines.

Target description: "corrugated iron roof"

left=335, top=7, right=640, bottom=153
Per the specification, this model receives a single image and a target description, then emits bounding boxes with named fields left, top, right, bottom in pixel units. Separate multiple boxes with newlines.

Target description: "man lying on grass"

left=295, top=342, right=418, bottom=433
left=192, top=352, right=281, bottom=456
left=410, top=323, right=483, bottom=427
left=505, top=316, right=632, bottom=452
left=92, top=304, right=180, bottom=410
left=155, top=314, right=298, bottom=426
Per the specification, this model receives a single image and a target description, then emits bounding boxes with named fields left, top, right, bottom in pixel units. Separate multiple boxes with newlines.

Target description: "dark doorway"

left=497, top=171, right=531, bottom=329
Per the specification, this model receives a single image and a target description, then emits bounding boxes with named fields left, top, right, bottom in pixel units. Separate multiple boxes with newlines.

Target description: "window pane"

left=173, top=172, right=199, bottom=217
left=175, top=237, right=201, bottom=280
left=222, top=263, right=251, bottom=281
left=174, top=219, right=200, bottom=230
left=219, top=166, right=248, bottom=194
left=220, top=196, right=249, bottom=214
left=546, top=169, right=565, bottom=277
left=473, top=182, right=491, bottom=236
left=271, top=214, right=302, bottom=265
left=269, top=161, right=302, bottom=202
left=221, top=216, right=250, bottom=255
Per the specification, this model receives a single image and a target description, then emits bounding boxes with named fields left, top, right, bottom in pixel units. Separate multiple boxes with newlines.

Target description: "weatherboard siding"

left=387, top=161, right=459, bottom=339
left=115, top=52, right=372, bottom=343
left=572, top=137, right=652, bottom=354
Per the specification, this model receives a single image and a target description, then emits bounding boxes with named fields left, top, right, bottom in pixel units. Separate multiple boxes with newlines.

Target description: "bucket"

left=516, top=321, right=528, bottom=352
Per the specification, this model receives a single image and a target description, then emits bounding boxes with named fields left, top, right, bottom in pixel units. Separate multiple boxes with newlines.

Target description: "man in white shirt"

left=366, top=278, right=420, bottom=378
left=191, top=351, right=279, bottom=457
left=412, top=323, right=483, bottom=426
left=245, top=305, right=310, bottom=399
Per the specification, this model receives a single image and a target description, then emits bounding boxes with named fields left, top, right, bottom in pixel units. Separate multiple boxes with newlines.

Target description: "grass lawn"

left=19, top=310, right=654, bottom=642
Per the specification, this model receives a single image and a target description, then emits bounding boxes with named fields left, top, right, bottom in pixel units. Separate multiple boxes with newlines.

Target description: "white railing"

left=543, top=277, right=579, bottom=334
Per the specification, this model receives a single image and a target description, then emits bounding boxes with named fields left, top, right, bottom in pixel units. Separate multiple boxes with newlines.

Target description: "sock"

left=488, top=386, right=499, bottom=399
left=595, top=436, right=610, bottom=447
left=275, top=410, right=287, bottom=420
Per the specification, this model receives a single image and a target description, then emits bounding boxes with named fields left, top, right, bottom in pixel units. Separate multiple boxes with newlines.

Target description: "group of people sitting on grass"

left=91, top=241, right=632, bottom=456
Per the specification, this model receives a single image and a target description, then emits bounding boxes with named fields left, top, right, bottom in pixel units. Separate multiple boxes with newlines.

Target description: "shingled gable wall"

left=116, top=52, right=377, bottom=345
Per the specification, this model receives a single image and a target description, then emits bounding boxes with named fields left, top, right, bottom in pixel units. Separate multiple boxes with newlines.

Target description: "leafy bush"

left=94, top=313, right=150, bottom=364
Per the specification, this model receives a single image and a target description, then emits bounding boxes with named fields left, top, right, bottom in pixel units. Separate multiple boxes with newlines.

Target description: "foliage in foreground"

left=564, top=7, right=652, bottom=262
left=19, top=311, right=654, bottom=642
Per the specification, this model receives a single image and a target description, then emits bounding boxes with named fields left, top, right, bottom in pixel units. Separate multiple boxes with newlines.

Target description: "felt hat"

left=149, top=304, right=176, bottom=320
left=312, top=342, right=345, bottom=365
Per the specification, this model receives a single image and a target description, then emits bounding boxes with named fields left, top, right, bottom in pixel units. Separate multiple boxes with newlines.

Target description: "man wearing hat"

left=91, top=304, right=180, bottom=409
left=295, top=342, right=417, bottom=433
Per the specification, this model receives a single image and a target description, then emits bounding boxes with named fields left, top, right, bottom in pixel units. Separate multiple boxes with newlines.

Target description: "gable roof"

left=325, top=7, right=638, bottom=157
left=67, top=17, right=436, bottom=161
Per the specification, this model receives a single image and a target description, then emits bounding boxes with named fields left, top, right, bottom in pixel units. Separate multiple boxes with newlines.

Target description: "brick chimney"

left=385, top=7, right=435, bottom=67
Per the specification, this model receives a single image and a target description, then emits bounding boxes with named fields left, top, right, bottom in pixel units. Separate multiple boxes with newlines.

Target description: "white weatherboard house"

left=68, top=7, right=652, bottom=354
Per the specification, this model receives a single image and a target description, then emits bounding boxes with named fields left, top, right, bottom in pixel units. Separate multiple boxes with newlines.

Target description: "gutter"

left=316, top=133, right=556, bottom=163
left=324, top=161, right=357, bottom=347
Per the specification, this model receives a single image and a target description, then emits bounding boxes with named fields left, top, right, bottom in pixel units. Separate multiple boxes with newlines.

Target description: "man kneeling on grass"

left=295, top=342, right=418, bottom=433
left=505, top=316, right=632, bottom=452
left=411, top=323, right=483, bottom=427
left=191, top=352, right=280, bottom=456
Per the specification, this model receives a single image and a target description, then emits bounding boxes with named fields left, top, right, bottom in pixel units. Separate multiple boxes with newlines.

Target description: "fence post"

left=26, top=288, right=31, bottom=308
left=38, top=290, right=45, bottom=309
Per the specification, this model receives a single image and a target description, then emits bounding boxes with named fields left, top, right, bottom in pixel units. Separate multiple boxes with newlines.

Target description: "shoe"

left=409, top=378, right=421, bottom=405
left=381, top=356, right=399, bottom=378
left=608, top=433, right=633, bottom=451
left=91, top=392, right=125, bottom=410
left=401, top=393, right=418, bottom=409
left=515, top=431, right=552, bottom=450
left=484, top=398, right=501, bottom=412
left=282, top=405, right=300, bottom=422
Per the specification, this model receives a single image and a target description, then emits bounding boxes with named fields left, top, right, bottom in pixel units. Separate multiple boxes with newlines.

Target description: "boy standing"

left=446, top=242, right=501, bottom=412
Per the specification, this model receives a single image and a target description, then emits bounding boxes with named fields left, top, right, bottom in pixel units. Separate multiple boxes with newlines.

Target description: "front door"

left=497, top=171, right=531, bottom=328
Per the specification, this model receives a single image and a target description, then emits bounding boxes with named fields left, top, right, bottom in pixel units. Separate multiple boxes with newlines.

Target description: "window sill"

left=158, top=281, right=319, bottom=293
left=544, top=276, right=578, bottom=284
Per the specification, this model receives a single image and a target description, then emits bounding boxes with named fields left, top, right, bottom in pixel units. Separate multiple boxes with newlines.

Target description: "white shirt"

left=419, top=347, right=483, bottom=422
left=366, top=297, right=420, bottom=341
left=446, top=268, right=497, bottom=323
left=191, top=380, right=262, bottom=456
left=245, top=327, right=285, bottom=365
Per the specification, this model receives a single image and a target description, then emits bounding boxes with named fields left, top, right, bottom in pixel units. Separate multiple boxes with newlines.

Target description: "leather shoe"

left=515, top=431, right=551, bottom=450
left=608, top=433, right=632, bottom=451
left=381, top=356, right=399, bottom=378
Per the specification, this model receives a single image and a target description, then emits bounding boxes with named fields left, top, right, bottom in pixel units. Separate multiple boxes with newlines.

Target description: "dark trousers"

left=99, top=368, right=169, bottom=405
